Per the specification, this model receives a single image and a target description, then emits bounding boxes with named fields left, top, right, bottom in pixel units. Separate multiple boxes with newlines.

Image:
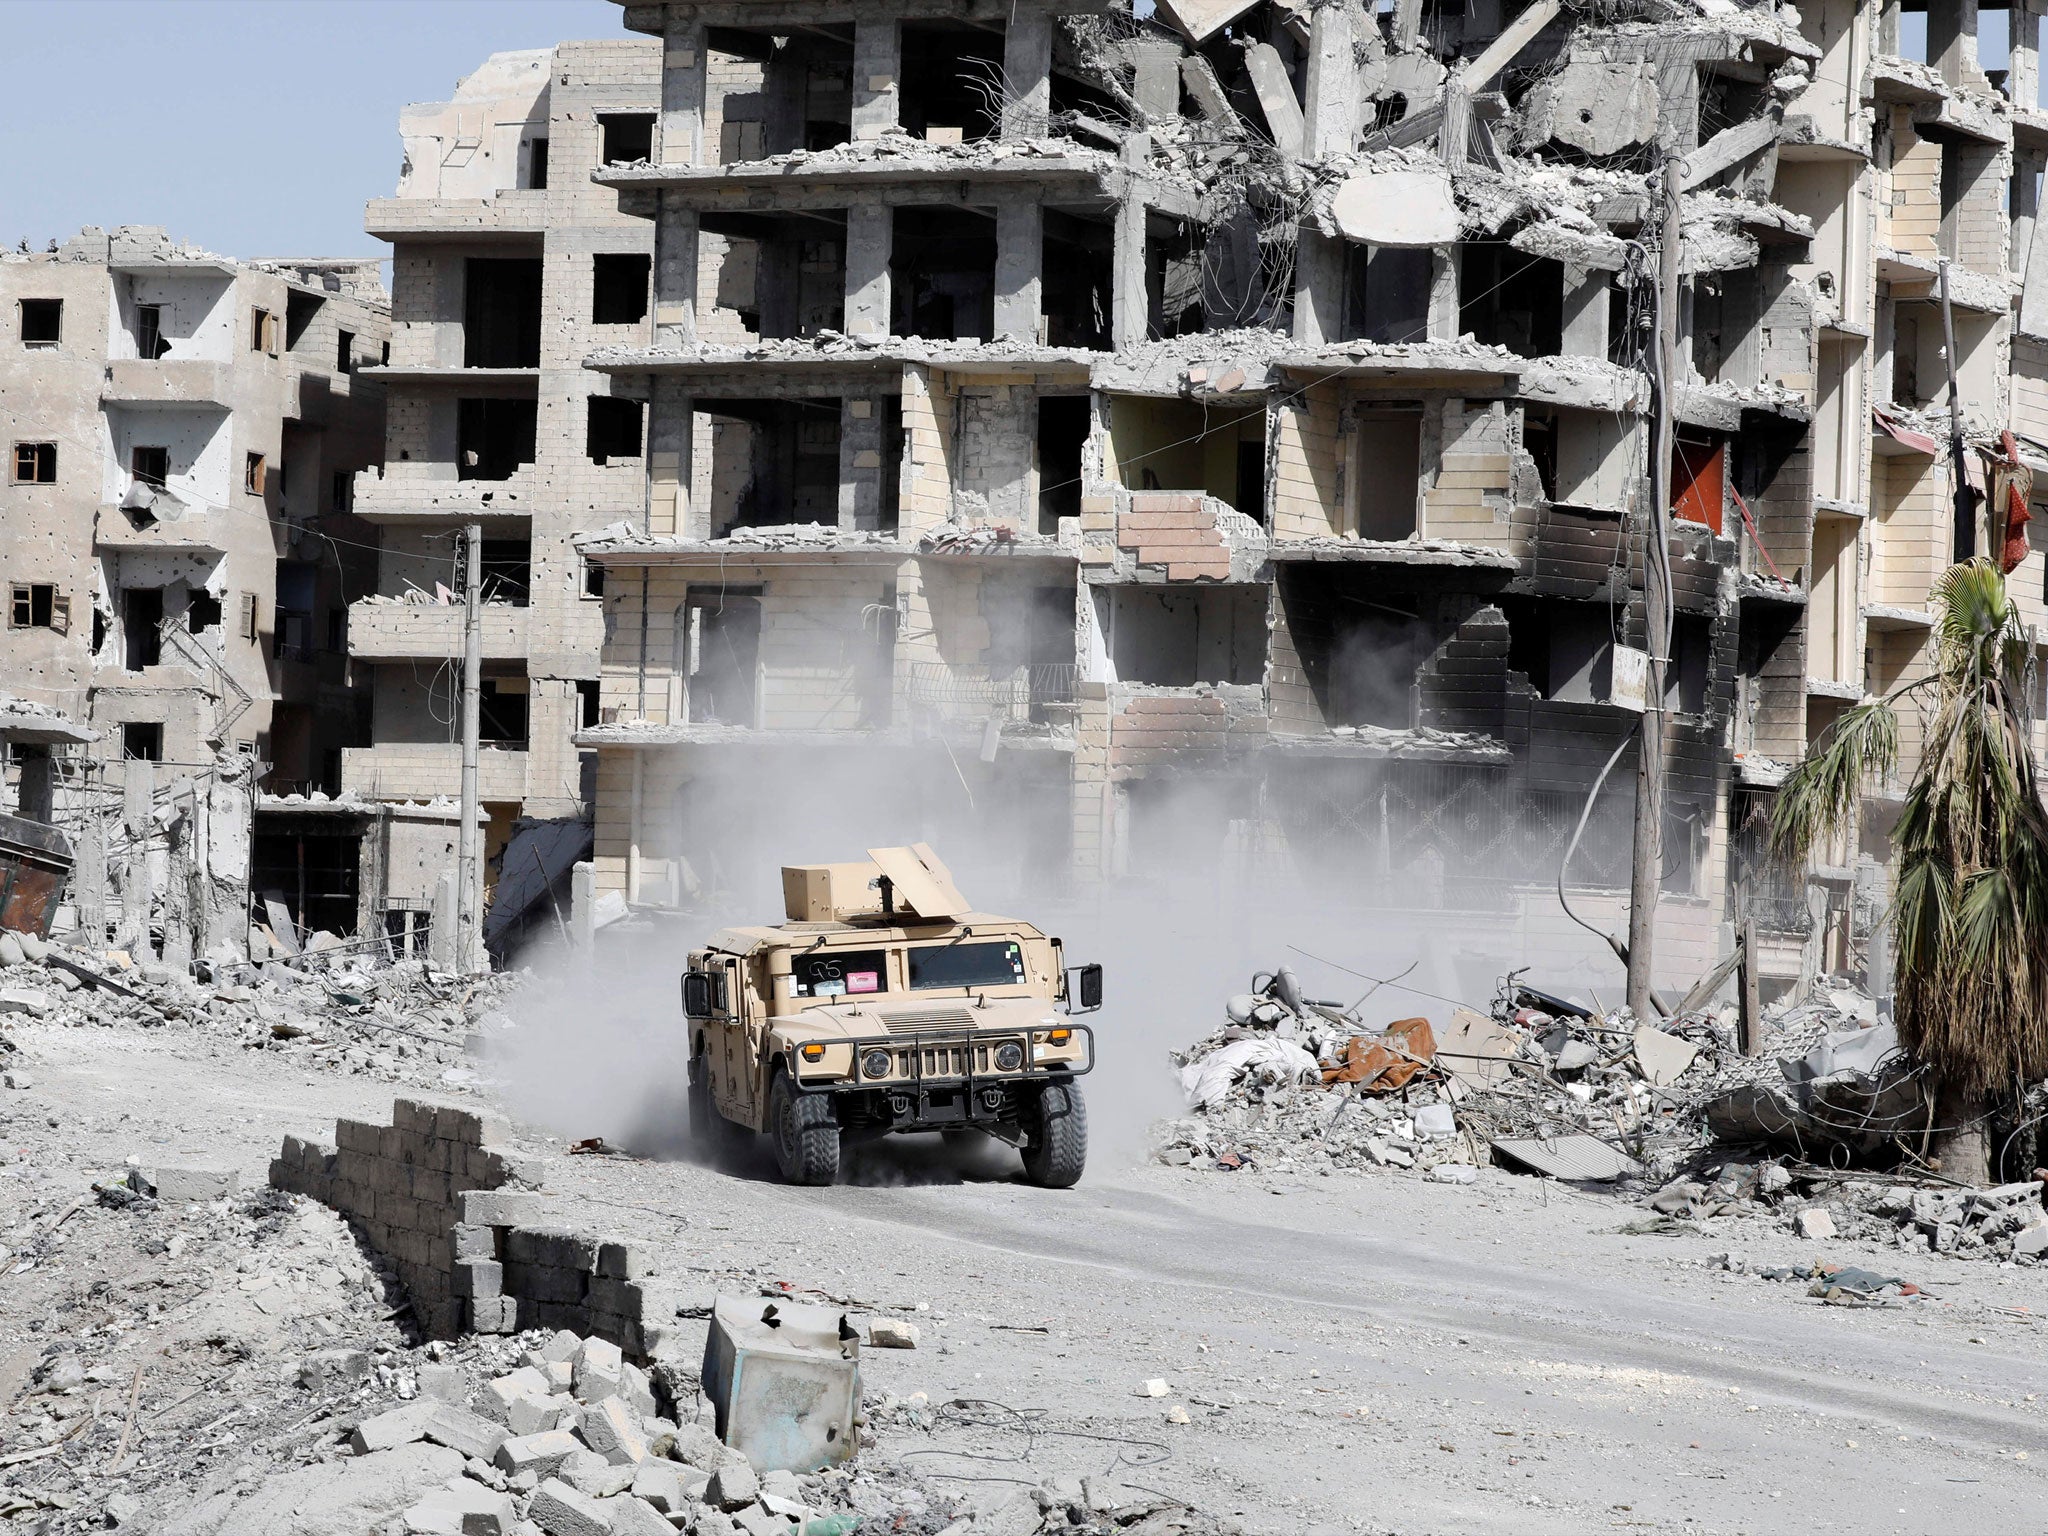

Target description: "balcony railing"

left=905, top=663, right=1077, bottom=725
left=274, top=608, right=316, bottom=663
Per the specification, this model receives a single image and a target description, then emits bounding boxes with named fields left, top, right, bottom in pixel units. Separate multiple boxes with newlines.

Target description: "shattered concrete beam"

left=1458, top=0, right=1560, bottom=93
left=1245, top=43, right=1306, bottom=159
left=1678, top=111, right=1785, bottom=191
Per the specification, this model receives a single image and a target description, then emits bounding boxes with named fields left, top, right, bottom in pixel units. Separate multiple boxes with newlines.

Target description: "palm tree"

left=1770, top=559, right=2048, bottom=1185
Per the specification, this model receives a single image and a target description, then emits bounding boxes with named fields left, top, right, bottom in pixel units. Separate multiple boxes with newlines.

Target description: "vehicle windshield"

left=792, top=947, right=888, bottom=998
left=908, top=939, right=1025, bottom=990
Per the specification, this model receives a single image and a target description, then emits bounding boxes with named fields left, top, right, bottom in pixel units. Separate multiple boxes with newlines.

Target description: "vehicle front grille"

left=876, top=1006, right=976, bottom=1034
left=874, top=1037, right=1020, bottom=1079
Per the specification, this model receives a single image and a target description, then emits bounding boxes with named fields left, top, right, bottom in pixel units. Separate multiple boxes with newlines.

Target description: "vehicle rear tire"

left=1020, top=1081, right=1087, bottom=1188
left=770, top=1072, right=841, bottom=1186
left=688, top=1053, right=742, bottom=1161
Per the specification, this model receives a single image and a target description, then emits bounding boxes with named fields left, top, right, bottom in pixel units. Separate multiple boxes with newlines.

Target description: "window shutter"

left=240, top=592, right=259, bottom=640
left=50, top=594, right=69, bottom=636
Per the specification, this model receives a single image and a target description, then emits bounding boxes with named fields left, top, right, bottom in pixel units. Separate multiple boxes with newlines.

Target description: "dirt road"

left=10, top=1021, right=2046, bottom=1535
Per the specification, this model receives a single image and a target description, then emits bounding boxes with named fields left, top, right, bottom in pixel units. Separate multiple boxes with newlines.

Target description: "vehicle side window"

left=792, top=947, right=888, bottom=998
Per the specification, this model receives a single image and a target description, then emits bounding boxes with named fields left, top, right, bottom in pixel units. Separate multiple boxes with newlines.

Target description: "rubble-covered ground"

left=4, top=948, right=2048, bottom=1534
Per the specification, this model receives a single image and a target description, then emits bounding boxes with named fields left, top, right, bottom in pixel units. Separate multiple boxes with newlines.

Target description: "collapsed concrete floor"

left=2, top=971, right=2046, bottom=1534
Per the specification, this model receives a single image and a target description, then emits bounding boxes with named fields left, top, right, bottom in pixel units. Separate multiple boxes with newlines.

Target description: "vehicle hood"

left=778, top=995, right=1063, bottom=1040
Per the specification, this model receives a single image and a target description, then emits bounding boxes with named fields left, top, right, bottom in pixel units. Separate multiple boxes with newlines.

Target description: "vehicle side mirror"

left=1076, top=963, right=1103, bottom=1013
left=682, top=971, right=716, bottom=1020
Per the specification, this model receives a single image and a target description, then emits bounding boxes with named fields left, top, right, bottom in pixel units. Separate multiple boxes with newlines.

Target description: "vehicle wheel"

left=770, top=1072, right=841, bottom=1186
left=1020, top=1081, right=1087, bottom=1188
left=688, top=1054, right=741, bottom=1159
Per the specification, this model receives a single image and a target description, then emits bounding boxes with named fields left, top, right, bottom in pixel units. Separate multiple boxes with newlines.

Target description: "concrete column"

left=1292, top=228, right=1345, bottom=343
left=1562, top=269, right=1610, bottom=360
left=2014, top=147, right=2043, bottom=276
left=993, top=200, right=1044, bottom=341
left=2014, top=0, right=2041, bottom=111
left=1112, top=166, right=1149, bottom=349
left=1427, top=247, right=1461, bottom=341
left=1129, top=40, right=1181, bottom=119
left=839, top=396, right=886, bottom=530
left=571, top=859, right=595, bottom=953
left=851, top=20, right=901, bottom=140
left=162, top=815, right=193, bottom=970
left=649, top=377, right=698, bottom=536
left=1303, top=0, right=1357, bottom=159
left=654, top=199, right=700, bottom=345
left=75, top=811, right=106, bottom=949
left=1930, top=0, right=1977, bottom=90
left=845, top=205, right=893, bottom=335
left=660, top=11, right=709, bottom=167
left=119, top=756, right=154, bottom=960
left=1001, top=6, right=1053, bottom=138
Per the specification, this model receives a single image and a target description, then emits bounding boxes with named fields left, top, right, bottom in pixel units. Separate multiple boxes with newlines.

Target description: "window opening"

left=592, top=253, right=651, bottom=324
left=19, top=299, right=60, bottom=347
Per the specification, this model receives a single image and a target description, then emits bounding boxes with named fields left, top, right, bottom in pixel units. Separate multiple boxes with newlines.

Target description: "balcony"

left=101, top=359, right=232, bottom=407
left=347, top=600, right=530, bottom=662
left=350, top=465, right=541, bottom=524
left=903, top=663, right=1076, bottom=728
left=365, top=192, right=550, bottom=240
left=341, top=742, right=529, bottom=803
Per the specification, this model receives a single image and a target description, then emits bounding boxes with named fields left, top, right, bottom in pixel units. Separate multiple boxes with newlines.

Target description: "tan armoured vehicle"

left=680, top=845, right=1101, bottom=1187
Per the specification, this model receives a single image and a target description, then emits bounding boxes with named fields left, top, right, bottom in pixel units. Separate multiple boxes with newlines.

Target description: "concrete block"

left=597, top=1241, right=656, bottom=1280
left=509, top=1228, right=600, bottom=1271
left=455, top=1261, right=504, bottom=1300
left=504, top=1262, right=589, bottom=1306
left=2013, top=1220, right=2048, bottom=1258
left=451, top=1223, right=499, bottom=1261
left=480, top=1366, right=551, bottom=1422
left=562, top=1451, right=636, bottom=1498
left=528, top=1477, right=612, bottom=1536
left=509, top=1392, right=574, bottom=1437
left=336, top=1118, right=385, bottom=1154
left=494, top=1429, right=582, bottom=1478
left=1794, top=1207, right=1836, bottom=1241
left=573, top=1336, right=624, bottom=1403
left=351, top=1401, right=438, bottom=1454
left=460, top=1189, right=548, bottom=1227
left=604, top=1495, right=681, bottom=1536
left=629, top=1460, right=686, bottom=1513
left=422, top=1402, right=508, bottom=1462
left=579, top=1396, right=649, bottom=1465
left=706, top=1463, right=760, bottom=1511
left=470, top=1295, right=516, bottom=1334
left=144, top=1165, right=239, bottom=1203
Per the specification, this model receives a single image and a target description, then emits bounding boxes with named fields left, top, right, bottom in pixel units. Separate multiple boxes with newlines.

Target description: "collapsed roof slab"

left=1265, top=539, right=1519, bottom=571
left=615, top=0, right=1117, bottom=31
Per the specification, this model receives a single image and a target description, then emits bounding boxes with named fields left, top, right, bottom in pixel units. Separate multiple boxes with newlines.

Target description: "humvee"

left=680, top=845, right=1100, bottom=1187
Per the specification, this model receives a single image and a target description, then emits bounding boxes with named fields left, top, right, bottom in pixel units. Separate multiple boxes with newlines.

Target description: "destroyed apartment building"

left=11, top=0, right=2048, bottom=993
left=559, top=0, right=2048, bottom=1000
left=0, top=225, right=459, bottom=962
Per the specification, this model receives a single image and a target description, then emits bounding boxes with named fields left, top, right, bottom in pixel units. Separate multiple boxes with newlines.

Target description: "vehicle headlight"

left=861, top=1049, right=893, bottom=1079
left=994, top=1042, right=1024, bottom=1072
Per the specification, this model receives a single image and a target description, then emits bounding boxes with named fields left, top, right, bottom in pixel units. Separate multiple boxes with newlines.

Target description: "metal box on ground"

left=700, top=1295, right=861, bottom=1472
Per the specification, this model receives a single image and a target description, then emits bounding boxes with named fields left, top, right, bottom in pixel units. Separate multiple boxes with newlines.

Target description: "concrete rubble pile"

left=1151, top=965, right=1727, bottom=1181
left=0, top=922, right=516, bottom=1089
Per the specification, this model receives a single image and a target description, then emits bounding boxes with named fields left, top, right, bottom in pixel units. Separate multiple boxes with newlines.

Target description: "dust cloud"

left=488, top=732, right=1634, bottom=1178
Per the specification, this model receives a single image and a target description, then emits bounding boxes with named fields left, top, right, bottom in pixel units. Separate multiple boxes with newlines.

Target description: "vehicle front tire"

left=770, top=1072, right=841, bottom=1186
left=1020, top=1081, right=1087, bottom=1188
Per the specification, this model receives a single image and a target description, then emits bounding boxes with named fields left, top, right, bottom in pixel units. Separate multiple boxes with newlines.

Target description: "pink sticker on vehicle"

left=847, top=971, right=880, bottom=993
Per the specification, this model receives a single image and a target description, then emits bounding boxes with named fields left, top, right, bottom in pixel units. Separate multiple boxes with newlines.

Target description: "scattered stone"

left=707, top=1461, right=762, bottom=1511
left=528, top=1476, right=613, bottom=1536
left=1794, top=1208, right=1837, bottom=1241
left=604, top=1494, right=681, bottom=1536
left=494, top=1429, right=583, bottom=1477
left=0, top=988, right=51, bottom=1016
left=352, top=1401, right=439, bottom=1454
left=867, top=1318, right=920, bottom=1349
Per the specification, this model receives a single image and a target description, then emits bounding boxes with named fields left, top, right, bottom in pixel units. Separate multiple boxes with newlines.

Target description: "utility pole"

left=457, top=521, right=483, bottom=973
left=1627, top=156, right=1682, bottom=1022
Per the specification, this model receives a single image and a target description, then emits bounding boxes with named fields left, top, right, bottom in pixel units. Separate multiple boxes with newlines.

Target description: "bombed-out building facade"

left=564, top=0, right=2048, bottom=1000
left=0, top=225, right=409, bottom=958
